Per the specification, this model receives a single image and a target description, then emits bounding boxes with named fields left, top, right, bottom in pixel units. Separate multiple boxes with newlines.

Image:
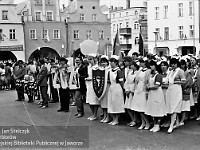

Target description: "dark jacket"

left=37, top=65, right=48, bottom=87
left=78, top=64, right=88, bottom=94
left=15, top=67, right=26, bottom=80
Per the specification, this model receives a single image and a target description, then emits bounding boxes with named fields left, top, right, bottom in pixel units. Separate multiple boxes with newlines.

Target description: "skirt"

left=124, top=93, right=134, bottom=109
left=145, top=88, right=167, bottom=117
left=130, top=90, right=146, bottom=112
left=107, top=83, right=125, bottom=114
left=166, top=84, right=182, bottom=114
left=86, top=81, right=99, bottom=105
left=190, top=90, right=195, bottom=107
left=181, top=100, right=191, bottom=111
left=100, top=85, right=109, bottom=108
left=162, top=88, right=167, bottom=104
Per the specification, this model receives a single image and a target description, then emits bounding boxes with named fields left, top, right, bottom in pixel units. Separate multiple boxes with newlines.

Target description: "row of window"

left=112, top=10, right=139, bottom=19
left=2, top=9, right=98, bottom=22
left=0, top=29, right=61, bottom=40
left=155, top=25, right=194, bottom=41
left=73, top=30, right=104, bottom=40
left=34, top=0, right=53, bottom=5
left=0, top=29, right=16, bottom=40
left=80, top=14, right=97, bottom=21
left=155, top=2, right=194, bottom=19
left=1, top=10, right=54, bottom=21
left=112, top=21, right=140, bottom=32
left=29, top=29, right=60, bottom=39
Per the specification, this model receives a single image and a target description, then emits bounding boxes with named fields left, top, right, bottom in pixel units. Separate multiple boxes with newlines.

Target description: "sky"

left=14, top=0, right=126, bottom=8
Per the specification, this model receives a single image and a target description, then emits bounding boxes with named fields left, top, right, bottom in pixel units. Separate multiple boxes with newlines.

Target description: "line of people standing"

left=74, top=53, right=200, bottom=134
left=10, top=53, right=200, bottom=134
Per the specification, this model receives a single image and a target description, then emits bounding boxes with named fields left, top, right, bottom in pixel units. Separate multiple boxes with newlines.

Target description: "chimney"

left=126, top=0, right=130, bottom=9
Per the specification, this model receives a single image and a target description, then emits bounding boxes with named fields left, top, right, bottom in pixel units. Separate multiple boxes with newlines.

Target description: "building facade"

left=147, top=0, right=199, bottom=56
left=22, top=0, right=67, bottom=61
left=64, top=0, right=111, bottom=56
left=110, top=6, right=147, bottom=55
left=0, top=0, right=25, bottom=61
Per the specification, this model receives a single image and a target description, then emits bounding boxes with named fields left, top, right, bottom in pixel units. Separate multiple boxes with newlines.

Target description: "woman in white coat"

left=107, top=55, right=125, bottom=125
left=124, top=61, right=139, bottom=127
left=166, top=58, right=186, bottom=133
left=85, top=54, right=99, bottom=121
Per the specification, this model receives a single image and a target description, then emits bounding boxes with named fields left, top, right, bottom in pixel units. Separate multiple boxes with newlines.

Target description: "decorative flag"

left=138, top=33, right=144, bottom=56
left=113, top=31, right=121, bottom=56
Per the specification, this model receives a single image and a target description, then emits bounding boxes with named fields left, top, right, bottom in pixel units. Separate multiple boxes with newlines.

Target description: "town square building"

left=147, top=0, right=200, bottom=56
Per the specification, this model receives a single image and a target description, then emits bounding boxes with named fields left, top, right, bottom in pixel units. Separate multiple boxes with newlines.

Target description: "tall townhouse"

left=110, top=5, right=147, bottom=55
left=63, top=0, right=111, bottom=56
left=0, top=0, right=25, bottom=61
left=147, top=0, right=199, bottom=56
left=22, top=0, right=67, bottom=61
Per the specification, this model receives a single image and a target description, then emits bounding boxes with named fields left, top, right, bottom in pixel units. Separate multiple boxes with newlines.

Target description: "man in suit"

left=13, top=60, right=26, bottom=101
left=37, top=59, right=48, bottom=109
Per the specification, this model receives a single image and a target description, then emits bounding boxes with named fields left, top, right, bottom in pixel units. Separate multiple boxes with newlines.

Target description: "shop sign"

left=0, top=45, right=23, bottom=51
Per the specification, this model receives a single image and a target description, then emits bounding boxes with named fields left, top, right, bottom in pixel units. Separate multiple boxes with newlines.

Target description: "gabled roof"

left=16, top=1, right=28, bottom=15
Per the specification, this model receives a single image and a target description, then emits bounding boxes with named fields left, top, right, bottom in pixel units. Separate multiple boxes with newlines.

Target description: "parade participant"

left=43, top=58, right=51, bottom=100
left=196, top=61, right=200, bottom=121
left=49, top=59, right=59, bottom=103
left=131, top=59, right=150, bottom=130
left=145, top=60, right=166, bottom=132
left=124, top=61, right=139, bottom=127
left=160, top=61, right=170, bottom=128
left=35, top=61, right=41, bottom=101
left=10, top=62, right=16, bottom=90
left=13, top=60, right=25, bottom=101
left=85, top=54, right=99, bottom=121
left=166, top=58, right=186, bottom=133
left=123, top=56, right=132, bottom=81
left=37, top=59, right=48, bottom=108
left=24, top=73, right=35, bottom=103
left=189, top=57, right=198, bottom=119
left=4, top=62, right=12, bottom=90
left=99, top=55, right=110, bottom=123
left=55, top=57, right=70, bottom=112
left=0, top=63, right=5, bottom=90
left=132, top=52, right=139, bottom=61
left=26, top=60, right=36, bottom=78
left=107, top=55, right=125, bottom=125
left=74, top=57, right=88, bottom=118
left=26, top=60, right=37, bottom=102
left=179, top=59, right=193, bottom=126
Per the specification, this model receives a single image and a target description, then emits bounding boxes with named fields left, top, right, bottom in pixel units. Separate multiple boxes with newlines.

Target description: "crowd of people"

left=1, top=52, right=200, bottom=134
left=0, top=61, right=14, bottom=90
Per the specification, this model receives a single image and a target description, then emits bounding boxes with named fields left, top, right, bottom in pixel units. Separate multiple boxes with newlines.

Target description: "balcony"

left=120, top=44, right=132, bottom=51
left=119, top=28, right=132, bottom=36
